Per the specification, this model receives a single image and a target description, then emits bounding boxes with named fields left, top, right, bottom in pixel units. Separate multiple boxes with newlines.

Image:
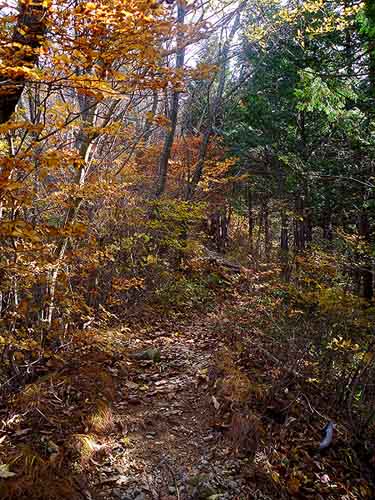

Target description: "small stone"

left=134, top=494, right=146, bottom=500
left=129, top=348, right=161, bottom=363
left=227, top=481, right=238, bottom=489
left=127, top=396, right=141, bottom=404
left=117, top=475, right=131, bottom=485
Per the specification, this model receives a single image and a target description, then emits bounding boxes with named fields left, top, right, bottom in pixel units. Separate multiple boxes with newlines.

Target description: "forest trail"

left=92, top=310, right=253, bottom=500
left=1, top=0, right=374, bottom=498
left=2, top=283, right=374, bottom=500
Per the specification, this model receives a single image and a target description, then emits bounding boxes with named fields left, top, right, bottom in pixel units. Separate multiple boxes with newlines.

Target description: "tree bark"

left=247, top=183, right=254, bottom=254
left=359, top=210, right=373, bottom=301
left=264, top=201, right=271, bottom=261
left=280, top=211, right=289, bottom=252
left=0, top=0, right=49, bottom=124
left=155, top=1, right=186, bottom=197
left=323, top=209, right=333, bottom=241
left=294, top=195, right=305, bottom=252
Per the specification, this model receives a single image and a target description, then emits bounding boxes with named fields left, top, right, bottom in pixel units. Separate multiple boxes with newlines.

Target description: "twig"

left=250, top=343, right=301, bottom=378
left=281, top=391, right=329, bottom=422
left=35, top=407, right=54, bottom=426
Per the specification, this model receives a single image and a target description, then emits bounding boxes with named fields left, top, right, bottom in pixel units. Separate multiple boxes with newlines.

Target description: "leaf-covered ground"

left=0, top=275, right=374, bottom=499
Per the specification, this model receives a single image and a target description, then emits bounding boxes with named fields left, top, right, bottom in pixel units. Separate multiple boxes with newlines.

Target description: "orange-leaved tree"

left=0, top=1, right=182, bottom=353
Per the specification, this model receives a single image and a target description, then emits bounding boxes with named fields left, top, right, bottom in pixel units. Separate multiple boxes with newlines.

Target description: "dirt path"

left=2, top=290, right=373, bottom=500
left=92, top=313, right=254, bottom=500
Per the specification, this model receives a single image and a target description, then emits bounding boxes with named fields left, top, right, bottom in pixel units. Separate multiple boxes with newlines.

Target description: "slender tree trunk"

left=303, top=184, right=312, bottom=244
left=280, top=211, right=289, bottom=252
left=294, top=194, right=305, bottom=252
left=359, top=210, right=373, bottom=301
left=255, top=209, right=263, bottom=259
left=305, top=210, right=312, bottom=244
left=185, top=129, right=211, bottom=200
left=323, top=209, right=333, bottom=241
left=185, top=7, right=243, bottom=199
left=264, top=201, right=271, bottom=261
left=46, top=94, right=98, bottom=326
left=247, top=183, right=254, bottom=254
left=155, top=2, right=186, bottom=197
left=280, top=210, right=290, bottom=280
left=142, top=91, right=159, bottom=148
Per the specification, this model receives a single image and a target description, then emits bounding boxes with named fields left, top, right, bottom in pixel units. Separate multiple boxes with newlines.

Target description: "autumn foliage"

left=0, top=0, right=375, bottom=499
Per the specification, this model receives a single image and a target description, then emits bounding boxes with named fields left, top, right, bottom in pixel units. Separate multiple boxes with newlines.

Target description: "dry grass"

left=71, top=433, right=107, bottom=465
left=87, top=402, right=116, bottom=435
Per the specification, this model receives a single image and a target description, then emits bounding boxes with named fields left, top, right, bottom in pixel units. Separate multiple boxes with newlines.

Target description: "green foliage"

left=154, top=274, right=215, bottom=309
left=295, top=69, right=357, bottom=121
left=147, top=199, right=206, bottom=252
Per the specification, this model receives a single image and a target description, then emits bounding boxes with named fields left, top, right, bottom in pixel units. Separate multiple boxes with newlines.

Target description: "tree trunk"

left=280, top=211, right=289, bottom=252
left=255, top=209, right=263, bottom=259
left=280, top=210, right=291, bottom=280
left=208, top=208, right=230, bottom=253
left=0, top=0, right=49, bottom=124
left=46, top=93, right=98, bottom=326
left=294, top=195, right=305, bottom=252
left=359, top=210, right=373, bottom=301
left=264, top=201, right=271, bottom=261
left=323, top=209, right=333, bottom=241
left=155, top=2, right=186, bottom=197
left=185, top=7, right=243, bottom=199
left=247, top=183, right=254, bottom=254
left=142, top=91, right=159, bottom=148
left=305, top=208, right=313, bottom=244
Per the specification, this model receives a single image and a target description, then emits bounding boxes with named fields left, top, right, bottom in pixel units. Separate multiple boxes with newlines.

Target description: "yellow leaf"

left=271, top=471, right=280, bottom=483
left=287, top=477, right=301, bottom=495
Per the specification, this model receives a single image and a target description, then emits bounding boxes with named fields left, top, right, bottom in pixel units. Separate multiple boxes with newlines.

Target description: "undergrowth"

left=208, top=248, right=375, bottom=499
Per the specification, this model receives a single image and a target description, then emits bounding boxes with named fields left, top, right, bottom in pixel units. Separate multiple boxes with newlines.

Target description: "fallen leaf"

left=287, top=477, right=301, bottom=494
left=14, top=428, right=31, bottom=437
left=212, top=395, right=220, bottom=410
left=125, top=381, right=139, bottom=390
left=155, top=379, right=168, bottom=386
left=0, top=464, right=16, bottom=478
left=271, top=471, right=280, bottom=484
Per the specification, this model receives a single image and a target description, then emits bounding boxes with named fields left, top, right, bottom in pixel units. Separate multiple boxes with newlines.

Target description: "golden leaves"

left=0, top=63, right=39, bottom=81
left=0, top=121, right=43, bottom=134
left=145, top=112, right=171, bottom=128
left=287, top=475, right=301, bottom=495
left=190, top=63, right=217, bottom=81
left=0, top=221, right=41, bottom=241
left=83, top=1, right=97, bottom=9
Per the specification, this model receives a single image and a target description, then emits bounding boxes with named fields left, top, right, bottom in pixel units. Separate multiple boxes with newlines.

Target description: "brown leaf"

left=287, top=477, right=301, bottom=495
